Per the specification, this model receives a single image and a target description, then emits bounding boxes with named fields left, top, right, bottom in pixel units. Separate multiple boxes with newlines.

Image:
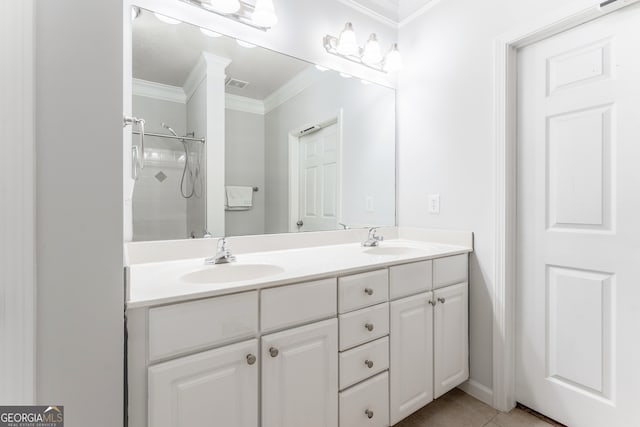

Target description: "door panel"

left=517, top=5, right=640, bottom=426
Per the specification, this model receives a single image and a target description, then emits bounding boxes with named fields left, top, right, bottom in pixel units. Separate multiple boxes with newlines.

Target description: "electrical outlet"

left=428, top=194, right=440, bottom=214
left=366, top=196, right=375, bottom=212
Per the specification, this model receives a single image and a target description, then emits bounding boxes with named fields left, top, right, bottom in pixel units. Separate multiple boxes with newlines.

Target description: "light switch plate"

left=428, top=194, right=440, bottom=214
left=366, top=196, right=375, bottom=212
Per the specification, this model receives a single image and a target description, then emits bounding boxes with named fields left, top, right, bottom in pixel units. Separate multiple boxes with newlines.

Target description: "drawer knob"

left=364, top=359, right=374, bottom=368
left=364, top=288, right=374, bottom=296
left=365, top=409, right=374, bottom=419
left=438, top=297, right=446, bottom=304
left=269, top=347, right=279, bottom=358
left=246, top=354, right=257, bottom=365
left=364, top=323, right=374, bottom=332
left=428, top=300, right=436, bottom=306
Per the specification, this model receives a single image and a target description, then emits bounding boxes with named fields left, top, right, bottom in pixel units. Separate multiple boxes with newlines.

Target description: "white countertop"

left=126, top=239, right=472, bottom=309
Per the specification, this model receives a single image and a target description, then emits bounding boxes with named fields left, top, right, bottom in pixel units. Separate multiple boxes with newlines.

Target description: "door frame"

left=492, top=0, right=639, bottom=412
left=288, top=110, right=344, bottom=232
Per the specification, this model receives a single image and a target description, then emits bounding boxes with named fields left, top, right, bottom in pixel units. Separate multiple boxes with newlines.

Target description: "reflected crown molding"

left=132, top=78, right=187, bottom=104
left=263, top=66, right=323, bottom=114
left=226, top=94, right=266, bottom=115
left=183, top=52, right=232, bottom=102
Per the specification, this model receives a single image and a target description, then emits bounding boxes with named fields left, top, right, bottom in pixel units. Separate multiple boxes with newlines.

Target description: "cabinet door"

left=389, top=292, right=434, bottom=425
left=262, top=318, right=338, bottom=427
left=148, top=339, right=258, bottom=427
left=434, top=282, right=469, bottom=398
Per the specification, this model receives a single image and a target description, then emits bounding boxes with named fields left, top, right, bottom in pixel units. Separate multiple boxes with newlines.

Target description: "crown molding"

left=335, top=0, right=399, bottom=28
left=398, top=0, right=443, bottom=28
left=132, top=78, right=186, bottom=104
left=264, top=66, right=322, bottom=114
left=225, top=94, right=266, bottom=115
left=183, top=52, right=232, bottom=101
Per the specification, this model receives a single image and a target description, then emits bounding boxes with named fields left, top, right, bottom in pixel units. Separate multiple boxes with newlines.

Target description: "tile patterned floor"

left=394, top=388, right=564, bottom=427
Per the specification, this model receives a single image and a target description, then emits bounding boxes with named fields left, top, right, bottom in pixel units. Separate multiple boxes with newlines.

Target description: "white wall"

left=397, top=0, right=598, bottom=401
left=35, top=0, right=123, bottom=426
left=264, top=70, right=396, bottom=234
left=225, top=109, right=266, bottom=236
left=132, top=95, right=189, bottom=241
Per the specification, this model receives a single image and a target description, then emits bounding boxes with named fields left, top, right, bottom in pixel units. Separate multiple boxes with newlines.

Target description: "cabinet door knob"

left=364, top=360, right=374, bottom=368
left=364, top=288, right=374, bottom=296
left=246, top=354, right=257, bottom=365
left=428, top=300, right=436, bottom=306
left=364, top=323, right=374, bottom=332
left=269, top=347, right=279, bottom=358
left=365, top=409, right=374, bottom=419
left=438, top=297, right=446, bottom=304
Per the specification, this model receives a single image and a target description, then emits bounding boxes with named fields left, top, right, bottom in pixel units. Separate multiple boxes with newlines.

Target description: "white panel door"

left=262, top=318, right=338, bottom=427
left=433, top=282, right=469, bottom=398
left=389, top=292, right=433, bottom=425
left=148, top=339, right=258, bottom=427
left=297, top=124, right=339, bottom=232
left=517, top=5, right=640, bottom=426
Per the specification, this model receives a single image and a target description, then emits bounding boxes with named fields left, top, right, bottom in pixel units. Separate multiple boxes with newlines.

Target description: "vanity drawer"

left=339, top=371, right=389, bottom=427
left=148, top=291, right=258, bottom=361
left=433, top=254, right=468, bottom=289
left=261, top=278, right=337, bottom=333
left=338, top=269, right=388, bottom=314
left=339, top=303, right=389, bottom=351
left=389, top=260, right=433, bottom=300
left=340, top=336, right=389, bottom=390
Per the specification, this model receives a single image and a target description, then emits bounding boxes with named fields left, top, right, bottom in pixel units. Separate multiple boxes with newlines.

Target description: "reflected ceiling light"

left=339, top=72, right=352, bottom=79
left=180, top=0, right=278, bottom=31
left=315, top=65, right=329, bottom=71
left=361, top=79, right=371, bottom=85
left=206, top=0, right=241, bottom=14
left=131, top=6, right=140, bottom=20
left=154, top=13, right=181, bottom=24
left=384, top=44, right=403, bottom=73
left=336, top=23, right=359, bottom=56
left=323, top=22, right=402, bottom=73
left=200, top=27, right=222, bottom=37
left=252, top=0, right=278, bottom=27
left=237, top=39, right=256, bottom=48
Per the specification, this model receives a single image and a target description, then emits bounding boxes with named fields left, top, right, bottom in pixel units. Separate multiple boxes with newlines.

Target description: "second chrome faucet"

left=362, top=227, right=384, bottom=247
left=205, top=237, right=237, bottom=265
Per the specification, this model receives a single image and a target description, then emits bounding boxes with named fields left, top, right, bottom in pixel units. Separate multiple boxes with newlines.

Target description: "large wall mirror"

left=131, top=8, right=396, bottom=241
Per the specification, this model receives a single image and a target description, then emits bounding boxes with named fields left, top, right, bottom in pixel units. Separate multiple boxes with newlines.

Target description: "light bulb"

left=237, top=39, right=256, bottom=48
left=200, top=28, right=222, bottom=38
left=154, top=13, right=181, bottom=25
left=362, top=34, right=383, bottom=65
left=337, top=23, right=359, bottom=56
left=131, top=6, right=140, bottom=20
left=252, top=0, right=278, bottom=27
left=207, top=0, right=241, bottom=14
left=384, top=43, right=403, bottom=72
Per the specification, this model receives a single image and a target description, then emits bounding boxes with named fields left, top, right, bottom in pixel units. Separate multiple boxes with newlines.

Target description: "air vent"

left=226, top=78, right=250, bottom=89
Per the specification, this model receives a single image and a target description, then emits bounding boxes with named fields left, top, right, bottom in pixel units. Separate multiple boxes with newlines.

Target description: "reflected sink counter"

left=126, top=238, right=472, bottom=308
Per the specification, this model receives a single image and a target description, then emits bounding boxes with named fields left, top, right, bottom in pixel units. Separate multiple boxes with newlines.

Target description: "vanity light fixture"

left=154, top=12, right=181, bottom=24
left=324, top=22, right=402, bottom=73
left=180, top=0, right=279, bottom=31
left=131, top=6, right=140, bottom=20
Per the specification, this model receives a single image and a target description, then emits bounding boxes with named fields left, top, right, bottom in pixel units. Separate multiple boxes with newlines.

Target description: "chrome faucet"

left=205, top=237, right=236, bottom=265
left=362, top=227, right=384, bottom=247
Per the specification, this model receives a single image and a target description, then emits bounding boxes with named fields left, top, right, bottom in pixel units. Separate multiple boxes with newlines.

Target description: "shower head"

left=161, top=122, right=178, bottom=137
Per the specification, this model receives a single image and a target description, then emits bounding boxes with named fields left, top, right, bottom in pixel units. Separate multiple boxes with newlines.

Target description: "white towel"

left=225, top=186, right=254, bottom=208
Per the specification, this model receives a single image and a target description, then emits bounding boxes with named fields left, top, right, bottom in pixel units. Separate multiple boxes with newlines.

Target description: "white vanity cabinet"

left=389, top=255, right=469, bottom=425
left=148, top=339, right=259, bottom=427
left=262, top=318, right=338, bottom=427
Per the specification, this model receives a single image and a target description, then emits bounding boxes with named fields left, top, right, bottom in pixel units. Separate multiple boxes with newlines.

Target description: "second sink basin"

left=363, top=246, right=423, bottom=256
left=181, top=263, right=285, bottom=284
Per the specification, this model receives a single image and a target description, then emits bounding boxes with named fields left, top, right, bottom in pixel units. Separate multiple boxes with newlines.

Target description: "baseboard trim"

left=458, top=380, right=494, bottom=407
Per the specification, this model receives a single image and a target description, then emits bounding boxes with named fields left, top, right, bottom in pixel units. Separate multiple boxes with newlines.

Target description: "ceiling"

left=132, top=9, right=310, bottom=100
left=346, top=0, right=437, bottom=23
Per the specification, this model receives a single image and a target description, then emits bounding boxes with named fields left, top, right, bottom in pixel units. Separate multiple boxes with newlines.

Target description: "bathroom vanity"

left=125, top=230, right=471, bottom=427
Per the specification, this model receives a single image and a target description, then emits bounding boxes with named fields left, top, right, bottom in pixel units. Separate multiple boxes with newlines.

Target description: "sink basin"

left=363, top=246, right=423, bottom=256
left=181, top=263, right=285, bottom=284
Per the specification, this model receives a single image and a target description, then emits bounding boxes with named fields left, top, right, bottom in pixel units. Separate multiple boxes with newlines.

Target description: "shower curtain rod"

left=132, top=131, right=205, bottom=144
